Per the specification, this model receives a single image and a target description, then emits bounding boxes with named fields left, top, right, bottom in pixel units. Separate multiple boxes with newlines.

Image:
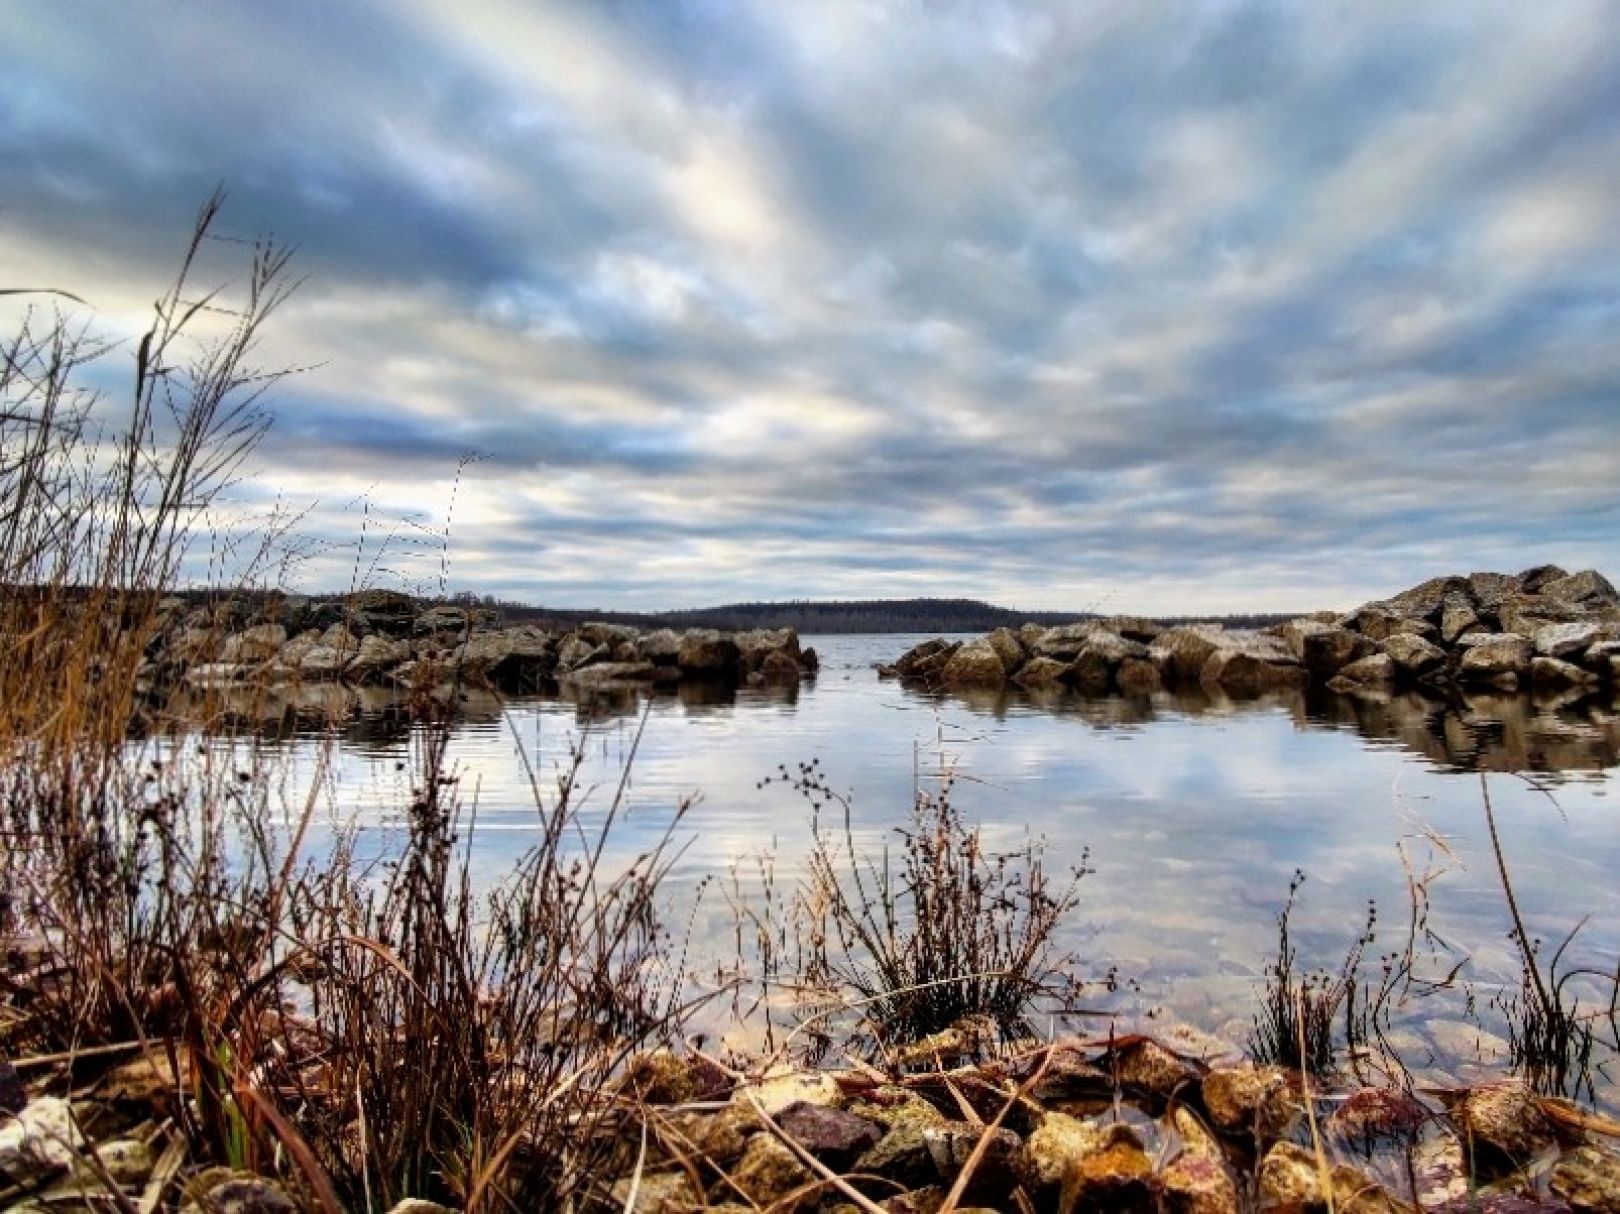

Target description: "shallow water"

left=209, top=634, right=1620, bottom=1105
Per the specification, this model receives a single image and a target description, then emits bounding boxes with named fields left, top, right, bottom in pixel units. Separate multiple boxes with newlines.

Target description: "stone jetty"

left=136, top=589, right=817, bottom=694
left=883, top=564, right=1620, bottom=698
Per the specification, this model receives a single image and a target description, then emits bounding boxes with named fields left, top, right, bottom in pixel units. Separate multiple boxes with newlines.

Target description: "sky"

left=4, top=1, right=1620, bottom=615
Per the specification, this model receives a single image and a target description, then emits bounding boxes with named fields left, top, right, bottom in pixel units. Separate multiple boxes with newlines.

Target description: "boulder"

left=455, top=628, right=557, bottom=691
left=1275, top=617, right=1330, bottom=660
left=1380, top=633, right=1446, bottom=674
left=1025, top=1112, right=1106, bottom=1196
left=1540, top=569, right=1620, bottom=607
left=560, top=662, right=661, bottom=687
left=1328, top=652, right=1397, bottom=691
left=1457, top=635, right=1533, bottom=686
left=1069, top=649, right=1114, bottom=693
left=1012, top=656, right=1072, bottom=687
left=609, top=1172, right=699, bottom=1214
left=1200, top=633, right=1308, bottom=695
left=1337, top=605, right=1404, bottom=642
left=1550, top=1146, right=1620, bottom=1214
left=984, top=627, right=1026, bottom=673
left=1117, top=656, right=1163, bottom=693
left=757, top=649, right=804, bottom=682
left=0, top=1096, right=82, bottom=1183
left=677, top=630, right=741, bottom=674
left=1467, top=571, right=1522, bottom=617
left=219, top=623, right=287, bottom=664
left=637, top=628, right=683, bottom=664
left=736, top=628, right=802, bottom=669
left=1201, top=1064, right=1301, bottom=1139
left=346, top=588, right=418, bottom=637
left=1388, top=575, right=1472, bottom=622
left=346, top=634, right=411, bottom=683
left=1518, top=564, right=1571, bottom=592
left=1032, top=622, right=1099, bottom=661
left=921, top=1125, right=1031, bottom=1203
left=1097, top=615, right=1162, bottom=642
left=1057, top=1122, right=1154, bottom=1214
left=1531, top=657, right=1599, bottom=691
left=1149, top=626, right=1229, bottom=683
left=1440, top=594, right=1484, bottom=644
left=1441, top=1081, right=1554, bottom=1170
left=940, top=639, right=1010, bottom=687
left=297, top=645, right=352, bottom=680
left=413, top=606, right=470, bottom=635
left=1301, top=628, right=1373, bottom=678
left=1534, top=622, right=1609, bottom=658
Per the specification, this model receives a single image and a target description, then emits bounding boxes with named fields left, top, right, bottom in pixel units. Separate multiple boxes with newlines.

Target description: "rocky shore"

left=5, top=1031, right=1618, bottom=1214
left=883, top=565, right=1620, bottom=700
left=130, top=589, right=817, bottom=696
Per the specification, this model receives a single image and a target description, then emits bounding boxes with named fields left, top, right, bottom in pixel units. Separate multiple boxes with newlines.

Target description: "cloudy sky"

left=5, top=2, right=1619, bottom=613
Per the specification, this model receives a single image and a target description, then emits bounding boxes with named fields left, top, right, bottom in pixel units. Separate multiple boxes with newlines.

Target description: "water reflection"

left=172, top=673, right=1620, bottom=779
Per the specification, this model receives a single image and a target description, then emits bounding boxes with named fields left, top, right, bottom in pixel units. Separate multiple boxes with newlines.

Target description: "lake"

left=227, top=633, right=1620, bottom=1105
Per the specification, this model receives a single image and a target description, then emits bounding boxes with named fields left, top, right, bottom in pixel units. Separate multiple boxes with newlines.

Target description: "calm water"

left=224, top=634, right=1620, bottom=1101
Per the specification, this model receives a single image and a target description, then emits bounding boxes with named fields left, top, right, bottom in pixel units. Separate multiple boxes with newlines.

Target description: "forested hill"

left=492, top=597, right=1296, bottom=634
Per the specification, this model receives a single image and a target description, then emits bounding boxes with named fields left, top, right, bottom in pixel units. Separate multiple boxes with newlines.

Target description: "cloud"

left=3, top=0, right=1619, bottom=612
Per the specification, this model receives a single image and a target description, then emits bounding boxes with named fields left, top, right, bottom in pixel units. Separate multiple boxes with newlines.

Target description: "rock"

left=757, top=649, right=804, bottom=682
left=775, top=1102, right=882, bottom=1168
left=1275, top=618, right=1330, bottom=660
left=1162, top=1150, right=1239, bottom=1214
left=346, top=633, right=411, bottom=682
left=1389, top=576, right=1472, bottom=622
left=1338, top=605, right=1404, bottom=642
left=856, top=1122, right=938, bottom=1189
left=183, top=661, right=253, bottom=686
left=893, top=639, right=957, bottom=678
left=637, top=628, right=683, bottom=664
left=1330, top=652, right=1397, bottom=689
left=413, top=606, right=470, bottom=636
left=678, top=630, right=741, bottom=674
left=1500, top=592, right=1601, bottom=639
left=1443, top=1081, right=1555, bottom=1170
left=1069, top=648, right=1114, bottom=693
left=940, top=639, right=1010, bottom=687
left=1531, top=656, right=1599, bottom=690
left=1327, top=1087, right=1429, bottom=1144
left=1440, top=594, right=1484, bottom=643
left=1082, top=629, right=1150, bottom=665
left=611, top=1170, right=701, bottom=1214
left=1541, top=570, right=1620, bottom=607
left=1058, top=1122, right=1154, bottom=1214
left=385, top=1203, right=457, bottom=1214
left=346, top=588, right=419, bottom=636
left=1150, top=626, right=1228, bottom=683
left=1013, top=656, right=1072, bottom=687
left=984, top=627, right=1027, bottom=673
left=1468, top=572, right=1522, bottom=615
left=69, top=1138, right=153, bottom=1187
left=733, top=1069, right=841, bottom=1119
left=187, top=1172, right=301, bottom=1214
left=1519, top=564, right=1572, bottom=592
left=1200, top=636, right=1308, bottom=695
left=1201, top=1064, right=1301, bottom=1139
left=577, top=621, right=636, bottom=649
left=1551, top=1146, right=1620, bottom=1214
left=922, top=1125, right=1030, bottom=1203
left=1258, top=1141, right=1401, bottom=1214
left=1535, top=622, right=1609, bottom=658
left=0, top=1096, right=83, bottom=1182
left=561, top=661, right=661, bottom=687
left=0, top=1061, right=23, bottom=1114
left=1025, top=1112, right=1106, bottom=1195
left=622, top=1049, right=730, bottom=1105
left=1099, top=615, right=1162, bottom=642
left=1458, top=635, right=1534, bottom=686
left=1301, top=628, right=1373, bottom=678
left=1117, top=656, right=1163, bottom=693
left=219, top=623, right=287, bottom=664
left=298, top=644, right=353, bottom=680
left=730, top=1133, right=813, bottom=1210
left=458, top=628, right=557, bottom=691
left=1109, top=1038, right=1200, bottom=1100
left=1381, top=633, right=1446, bottom=674
left=555, top=634, right=607, bottom=670
left=1033, top=623, right=1099, bottom=660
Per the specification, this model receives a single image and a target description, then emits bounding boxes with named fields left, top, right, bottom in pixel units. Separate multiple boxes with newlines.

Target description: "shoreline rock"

left=883, top=566, right=1620, bottom=699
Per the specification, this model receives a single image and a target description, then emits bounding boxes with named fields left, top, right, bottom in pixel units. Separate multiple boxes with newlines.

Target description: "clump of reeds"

left=1248, top=870, right=1378, bottom=1076
left=765, top=756, right=1090, bottom=1054
left=1, top=199, right=704, bottom=1213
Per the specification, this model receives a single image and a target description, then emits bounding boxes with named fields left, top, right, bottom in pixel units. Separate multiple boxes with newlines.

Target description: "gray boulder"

left=940, top=638, right=1010, bottom=687
left=219, top=623, right=287, bottom=664
left=1149, top=625, right=1229, bottom=683
left=984, top=626, right=1027, bottom=673
left=1329, top=652, right=1397, bottom=689
left=1380, top=633, right=1446, bottom=674
left=677, top=629, right=740, bottom=673
left=1457, top=634, right=1533, bottom=687
left=1540, top=569, right=1619, bottom=607
left=1300, top=627, right=1372, bottom=678
left=1534, top=621, right=1609, bottom=658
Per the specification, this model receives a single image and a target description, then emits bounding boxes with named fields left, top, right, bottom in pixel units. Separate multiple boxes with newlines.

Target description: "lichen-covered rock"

left=729, top=1132, right=814, bottom=1211
left=1201, top=1064, right=1301, bottom=1139
left=1540, top=570, right=1620, bottom=607
left=922, top=1125, right=1030, bottom=1203
left=1443, top=1081, right=1555, bottom=1170
left=1059, top=1122, right=1154, bottom=1214
left=611, top=1170, right=701, bottom=1214
left=856, top=1121, right=938, bottom=1189
left=1109, top=1038, right=1200, bottom=1100
left=1025, top=1111, right=1106, bottom=1195
left=677, top=629, right=741, bottom=674
left=1162, top=1151, right=1239, bottom=1214
left=1258, top=1141, right=1402, bottom=1214
left=1551, top=1146, right=1620, bottom=1214
left=733, top=1068, right=841, bottom=1119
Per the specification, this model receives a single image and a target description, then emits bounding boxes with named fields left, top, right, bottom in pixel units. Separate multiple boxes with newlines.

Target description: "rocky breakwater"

left=140, top=590, right=817, bottom=696
left=883, top=564, right=1620, bottom=700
